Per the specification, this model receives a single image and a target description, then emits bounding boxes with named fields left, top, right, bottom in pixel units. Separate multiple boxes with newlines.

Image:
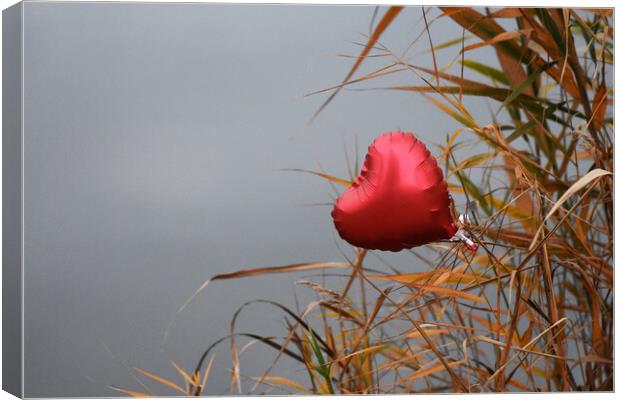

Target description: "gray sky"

left=21, top=3, right=497, bottom=397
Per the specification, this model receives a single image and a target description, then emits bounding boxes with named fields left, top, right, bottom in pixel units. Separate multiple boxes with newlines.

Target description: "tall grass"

left=117, top=6, right=613, bottom=395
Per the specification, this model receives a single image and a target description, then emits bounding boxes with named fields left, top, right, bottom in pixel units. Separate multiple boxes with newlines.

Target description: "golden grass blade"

left=470, top=314, right=505, bottom=336
left=170, top=361, right=198, bottom=387
left=368, top=271, right=440, bottom=284
left=407, top=328, right=450, bottom=339
left=336, top=344, right=388, bottom=364
left=199, top=354, right=216, bottom=394
left=211, top=261, right=350, bottom=282
left=369, top=269, right=484, bottom=286
left=179, top=261, right=349, bottom=312
left=404, top=360, right=465, bottom=382
left=412, top=283, right=485, bottom=303
left=591, top=85, right=609, bottom=130
left=134, top=368, right=187, bottom=395
left=422, top=94, right=478, bottom=129
left=462, top=29, right=532, bottom=52
left=305, top=64, right=406, bottom=97
left=282, top=168, right=352, bottom=188
left=473, top=335, right=572, bottom=361
left=434, top=271, right=485, bottom=286
left=255, top=376, right=308, bottom=393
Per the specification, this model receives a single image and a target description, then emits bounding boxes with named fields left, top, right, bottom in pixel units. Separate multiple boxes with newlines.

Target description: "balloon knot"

left=451, top=228, right=478, bottom=252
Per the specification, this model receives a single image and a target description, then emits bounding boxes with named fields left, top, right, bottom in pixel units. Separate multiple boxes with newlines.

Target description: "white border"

left=0, top=1, right=617, bottom=400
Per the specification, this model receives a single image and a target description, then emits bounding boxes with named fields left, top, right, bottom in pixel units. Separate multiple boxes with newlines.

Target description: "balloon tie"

left=451, top=214, right=478, bottom=251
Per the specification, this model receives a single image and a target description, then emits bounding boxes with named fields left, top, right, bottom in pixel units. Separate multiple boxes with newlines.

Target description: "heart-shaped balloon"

left=331, top=131, right=457, bottom=252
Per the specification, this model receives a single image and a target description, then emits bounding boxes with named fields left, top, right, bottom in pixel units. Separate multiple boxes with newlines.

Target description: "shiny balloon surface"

left=332, top=131, right=457, bottom=251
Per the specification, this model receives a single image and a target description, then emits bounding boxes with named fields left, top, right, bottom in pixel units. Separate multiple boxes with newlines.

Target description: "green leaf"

left=461, top=60, right=510, bottom=86
left=505, top=120, right=536, bottom=143
left=498, top=61, right=557, bottom=114
left=308, top=323, right=334, bottom=394
left=453, top=170, right=491, bottom=215
left=433, top=34, right=472, bottom=51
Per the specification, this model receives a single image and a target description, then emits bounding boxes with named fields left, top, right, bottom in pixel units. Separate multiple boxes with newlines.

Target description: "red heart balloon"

left=332, top=131, right=457, bottom=251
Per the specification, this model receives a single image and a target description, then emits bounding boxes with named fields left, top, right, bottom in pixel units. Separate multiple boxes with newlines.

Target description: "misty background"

left=22, top=3, right=497, bottom=397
